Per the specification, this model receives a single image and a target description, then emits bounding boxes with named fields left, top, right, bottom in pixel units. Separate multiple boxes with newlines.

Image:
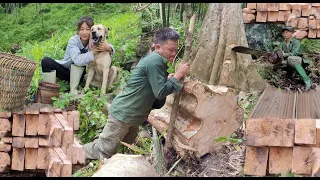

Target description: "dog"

left=83, top=24, right=118, bottom=94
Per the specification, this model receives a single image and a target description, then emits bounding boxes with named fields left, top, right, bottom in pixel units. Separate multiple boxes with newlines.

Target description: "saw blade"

left=232, top=46, right=271, bottom=57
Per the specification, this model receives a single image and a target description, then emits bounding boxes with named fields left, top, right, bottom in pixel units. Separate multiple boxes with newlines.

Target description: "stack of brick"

left=0, top=103, right=83, bottom=177
left=243, top=86, right=320, bottom=176
left=243, top=3, right=320, bottom=39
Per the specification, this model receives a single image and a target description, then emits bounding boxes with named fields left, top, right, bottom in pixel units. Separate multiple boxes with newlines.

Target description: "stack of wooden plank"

left=243, top=3, right=320, bottom=38
left=244, top=86, right=320, bottom=176
left=0, top=103, right=84, bottom=177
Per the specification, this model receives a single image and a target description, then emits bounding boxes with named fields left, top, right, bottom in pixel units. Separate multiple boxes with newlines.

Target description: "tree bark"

left=166, top=3, right=170, bottom=27
left=160, top=3, right=166, bottom=27
left=180, top=3, right=184, bottom=22
left=188, top=3, right=266, bottom=93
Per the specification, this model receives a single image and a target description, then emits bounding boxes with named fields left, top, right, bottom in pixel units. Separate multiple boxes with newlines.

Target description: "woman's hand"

left=96, top=42, right=112, bottom=53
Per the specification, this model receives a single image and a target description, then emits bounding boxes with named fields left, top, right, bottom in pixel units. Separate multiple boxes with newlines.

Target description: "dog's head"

left=90, top=24, right=110, bottom=45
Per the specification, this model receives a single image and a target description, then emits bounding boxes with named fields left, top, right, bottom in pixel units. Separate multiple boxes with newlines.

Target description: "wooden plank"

left=0, top=152, right=10, bottom=166
left=256, top=3, right=268, bottom=11
left=54, top=147, right=72, bottom=177
left=67, top=111, right=74, bottom=130
left=49, top=115, right=63, bottom=147
left=309, top=16, right=317, bottom=29
left=297, top=18, right=308, bottom=29
left=292, top=146, right=312, bottom=175
left=0, top=131, right=7, bottom=138
left=256, top=11, right=268, bottom=22
left=312, top=147, right=320, bottom=177
left=268, top=147, right=293, bottom=175
left=72, top=138, right=85, bottom=165
left=312, top=120, right=320, bottom=148
left=243, top=146, right=269, bottom=176
left=12, top=137, right=25, bottom=148
left=295, top=119, right=316, bottom=145
left=55, top=114, right=73, bottom=147
left=25, top=148, right=38, bottom=170
left=0, top=142, right=11, bottom=152
left=245, top=118, right=295, bottom=147
left=247, top=3, right=256, bottom=9
left=309, top=29, right=317, bottom=38
left=73, top=111, right=80, bottom=131
left=278, top=11, right=291, bottom=22
left=38, top=113, right=50, bottom=136
left=279, top=3, right=291, bottom=10
left=267, top=11, right=278, bottom=22
left=12, top=113, right=25, bottom=137
left=62, top=111, right=68, bottom=122
left=267, top=3, right=279, bottom=11
left=37, top=147, right=49, bottom=169
left=62, top=146, right=73, bottom=164
left=25, top=114, right=39, bottom=136
left=46, top=148, right=62, bottom=177
left=0, top=165, right=6, bottom=172
left=0, top=111, right=11, bottom=118
left=39, top=136, right=52, bottom=147
left=39, top=106, right=54, bottom=113
left=25, top=104, right=40, bottom=114
left=25, top=137, right=39, bottom=148
left=1, top=137, right=12, bottom=143
left=0, top=118, right=11, bottom=132
left=11, top=148, right=25, bottom=171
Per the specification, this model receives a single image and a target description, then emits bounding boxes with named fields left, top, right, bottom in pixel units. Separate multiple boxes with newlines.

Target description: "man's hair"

left=153, top=27, right=180, bottom=44
left=76, top=16, right=94, bottom=33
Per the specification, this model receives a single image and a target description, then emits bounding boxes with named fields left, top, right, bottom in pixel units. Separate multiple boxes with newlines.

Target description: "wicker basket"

left=0, top=52, right=37, bottom=111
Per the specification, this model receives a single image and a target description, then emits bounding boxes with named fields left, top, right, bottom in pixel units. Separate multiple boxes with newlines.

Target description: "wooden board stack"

left=243, top=86, right=320, bottom=176
left=0, top=103, right=84, bottom=177
left=243, top=3, right=320, bottom=38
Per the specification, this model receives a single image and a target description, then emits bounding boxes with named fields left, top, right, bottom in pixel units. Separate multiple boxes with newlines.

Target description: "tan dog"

left=83, top=24, right=117, bottom=94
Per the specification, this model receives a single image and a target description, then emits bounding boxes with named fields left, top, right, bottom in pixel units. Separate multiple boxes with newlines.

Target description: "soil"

left=253, top=55, right=320, bottom=92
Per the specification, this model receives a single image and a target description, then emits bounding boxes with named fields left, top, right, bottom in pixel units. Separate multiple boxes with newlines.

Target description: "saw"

left=232, top=46, right=284, bottom=64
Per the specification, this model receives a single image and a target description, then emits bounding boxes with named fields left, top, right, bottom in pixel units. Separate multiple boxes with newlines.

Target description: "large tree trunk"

left=188, top=3, right=266, bottom=93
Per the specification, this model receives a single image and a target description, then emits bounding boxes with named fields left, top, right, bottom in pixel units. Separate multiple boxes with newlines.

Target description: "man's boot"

left=70, top=64, right=85, bottom=95
left=42, top=70, right=56, bottom=83
left=295, top=64, right=312, bottom=90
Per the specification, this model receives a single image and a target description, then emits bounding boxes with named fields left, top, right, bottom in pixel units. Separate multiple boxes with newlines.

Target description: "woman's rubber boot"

left=70, top=64, right=85, bottom=95
left=295, top=64, right=312, bottom=90
left=42, top=70, right=56, bottom=84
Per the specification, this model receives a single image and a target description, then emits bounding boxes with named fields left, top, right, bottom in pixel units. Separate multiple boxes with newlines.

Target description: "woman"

left=41, top=16, right=115, bottom=85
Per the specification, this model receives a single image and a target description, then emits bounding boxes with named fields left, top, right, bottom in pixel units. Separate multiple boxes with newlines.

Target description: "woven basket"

left=0, top=52, right=37, bottom=111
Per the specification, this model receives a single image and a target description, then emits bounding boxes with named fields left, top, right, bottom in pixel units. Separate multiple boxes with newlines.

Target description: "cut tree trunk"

left=188, top=3, right=266, bottom=93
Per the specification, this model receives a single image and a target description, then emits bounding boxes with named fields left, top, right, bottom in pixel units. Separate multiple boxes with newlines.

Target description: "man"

left=278, top=26, right=312, bottom=90
left=83, top=27, right=190, bottom=160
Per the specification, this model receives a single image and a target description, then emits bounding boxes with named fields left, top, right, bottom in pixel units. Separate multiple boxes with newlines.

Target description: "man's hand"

left=96, top=42, right=112, bottom=53
left=173, top=63, right=190, bottom=80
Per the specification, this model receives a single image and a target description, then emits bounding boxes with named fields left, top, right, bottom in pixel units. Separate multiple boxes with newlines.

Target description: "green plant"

left=52, top=92, right=75, bottom=109
left=72, top=159, right=101, bottom=177
left=214, top=133, right=244, bottom=144
left=77, top=89, right=108, bottom=144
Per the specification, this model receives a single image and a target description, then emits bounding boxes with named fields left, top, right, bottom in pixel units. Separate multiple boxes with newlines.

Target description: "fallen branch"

left=163, top=12, right=197, bottom=169
left=135, top=3, right=151, bottom=11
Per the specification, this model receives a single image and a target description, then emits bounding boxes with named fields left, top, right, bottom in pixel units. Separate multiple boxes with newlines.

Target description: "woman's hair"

left=76, top=16, right=94, bottom=33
